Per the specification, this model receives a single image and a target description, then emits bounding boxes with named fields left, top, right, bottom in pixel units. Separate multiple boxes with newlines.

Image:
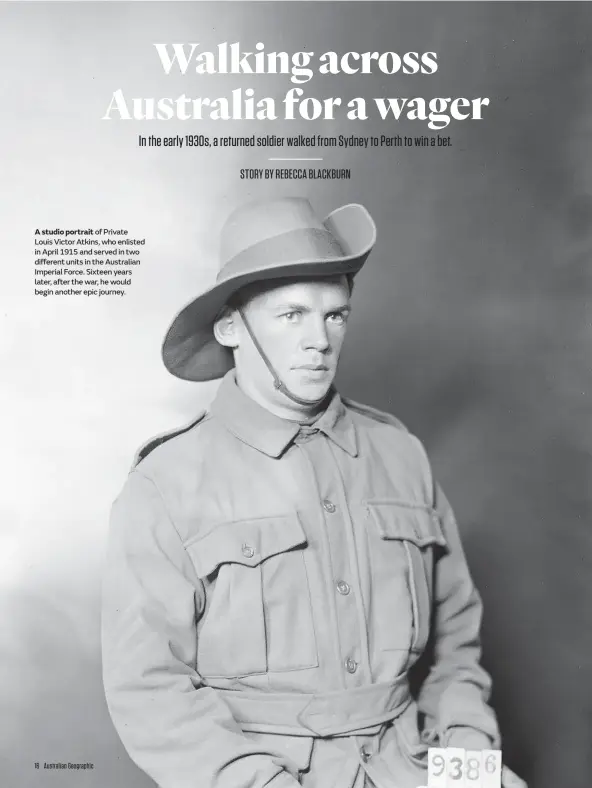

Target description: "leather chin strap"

left=237, top=307, right=328, bottom=408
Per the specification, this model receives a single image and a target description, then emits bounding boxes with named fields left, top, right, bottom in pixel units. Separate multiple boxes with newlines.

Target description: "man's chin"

left=290, top=373, right=334, bottom=402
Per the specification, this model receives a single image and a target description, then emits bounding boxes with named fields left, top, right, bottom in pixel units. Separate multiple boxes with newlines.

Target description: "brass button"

left=345, top=657, right=358, bottom=674
left=360, top=746, right=372, bottom=763
left=336, top=580, right=351, bottom=595
left=322, top=499, right=336, bottom=513
left=241, top=543, right=255, bottom=559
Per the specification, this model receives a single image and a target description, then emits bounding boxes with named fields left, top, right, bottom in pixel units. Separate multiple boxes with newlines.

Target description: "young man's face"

left=226, top=275, right=351, bottom=417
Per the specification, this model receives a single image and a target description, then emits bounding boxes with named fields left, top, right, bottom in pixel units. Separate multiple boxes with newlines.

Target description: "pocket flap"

left=244, top=730, right=314, bottom=775
left=367, top=500, right=447, bottom=548
left=186, top=514, right=307, bottom=579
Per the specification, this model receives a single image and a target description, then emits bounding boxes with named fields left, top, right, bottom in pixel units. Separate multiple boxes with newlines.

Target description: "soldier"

left=102, top=197, right=525, bottom=788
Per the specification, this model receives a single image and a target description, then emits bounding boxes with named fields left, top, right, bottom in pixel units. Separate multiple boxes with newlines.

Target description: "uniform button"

left=322, top=499, right=336, bottom=513
left=336, top=580, right=351, bottom=595
left=360, top=746, right=372, bottom=763
left=345, top=657, right=358, bottom=674
left=241, top=543, right=255, bottom=558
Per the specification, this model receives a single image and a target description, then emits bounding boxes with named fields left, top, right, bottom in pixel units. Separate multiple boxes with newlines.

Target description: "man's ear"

left=213, top=306, right=239, bottom=349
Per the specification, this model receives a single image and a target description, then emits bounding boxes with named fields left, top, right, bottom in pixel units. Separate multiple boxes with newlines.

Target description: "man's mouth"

left=297, top=364, right=329, bottom=371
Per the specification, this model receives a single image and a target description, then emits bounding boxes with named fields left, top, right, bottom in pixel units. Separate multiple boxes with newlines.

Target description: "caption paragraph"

left=33, top=228, right=145, bottom=298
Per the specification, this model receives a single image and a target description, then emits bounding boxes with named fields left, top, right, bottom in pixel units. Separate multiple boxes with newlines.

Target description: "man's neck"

left=234, top=372, right=328, bottom=422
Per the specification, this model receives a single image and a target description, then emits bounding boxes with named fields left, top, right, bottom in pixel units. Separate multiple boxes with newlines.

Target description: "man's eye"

left=327, top=312, right=346, bottom=324
left=281, top=311, right=300, bottom=322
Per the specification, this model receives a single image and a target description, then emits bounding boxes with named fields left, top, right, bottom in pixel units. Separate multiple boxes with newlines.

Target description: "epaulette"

left=131, top=410, right=208, bottom=469
left=341, top=396, right=409, bottom=432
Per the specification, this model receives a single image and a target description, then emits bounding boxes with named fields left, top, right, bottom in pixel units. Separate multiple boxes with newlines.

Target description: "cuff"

left=268, top=771, right=302, bottom=787
left=442, top=726, right=494, bottom=750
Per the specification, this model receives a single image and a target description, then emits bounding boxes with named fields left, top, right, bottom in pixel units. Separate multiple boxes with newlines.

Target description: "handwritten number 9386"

left=430, top=752, right=498, bottom=780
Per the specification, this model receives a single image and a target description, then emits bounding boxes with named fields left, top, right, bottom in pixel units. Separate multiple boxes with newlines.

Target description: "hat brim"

left=162, top=203, right=376, bottom=382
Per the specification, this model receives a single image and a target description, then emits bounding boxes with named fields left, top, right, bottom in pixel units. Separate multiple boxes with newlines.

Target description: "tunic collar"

left=210, top=371, right=358, bottom=458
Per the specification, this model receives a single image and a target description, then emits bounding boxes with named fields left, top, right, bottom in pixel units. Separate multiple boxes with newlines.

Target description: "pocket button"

left=345, top=657, right=358, bottom=674
left=323, top=499, right=336, bottom=513
left=241, top=543, right=255, bottom=558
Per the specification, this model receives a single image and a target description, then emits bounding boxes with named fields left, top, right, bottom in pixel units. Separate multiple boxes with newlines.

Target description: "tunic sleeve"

left=413, top=469, right=501, bottom=749
left=101, top=470, right=300, bottom=788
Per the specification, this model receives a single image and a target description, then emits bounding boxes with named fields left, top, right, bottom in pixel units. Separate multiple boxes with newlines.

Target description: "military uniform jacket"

left=102, top=371, right=500, bottom=788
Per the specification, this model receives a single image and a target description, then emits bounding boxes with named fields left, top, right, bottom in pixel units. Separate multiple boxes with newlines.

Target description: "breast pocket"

left=366, top=500, right=447, bottom=654
left=185, top=514, right=318, bottom=678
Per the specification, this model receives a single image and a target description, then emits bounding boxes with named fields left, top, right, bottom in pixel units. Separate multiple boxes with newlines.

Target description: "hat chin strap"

left=237, top=307, right=328, bottom=409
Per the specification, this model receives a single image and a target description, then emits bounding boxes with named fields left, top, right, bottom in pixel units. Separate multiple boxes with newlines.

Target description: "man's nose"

left=303, top=316, right=330, bottom=351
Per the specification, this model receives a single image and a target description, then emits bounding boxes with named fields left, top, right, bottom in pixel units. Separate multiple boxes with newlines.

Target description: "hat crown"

left=220, top=197, right=325, bottom=267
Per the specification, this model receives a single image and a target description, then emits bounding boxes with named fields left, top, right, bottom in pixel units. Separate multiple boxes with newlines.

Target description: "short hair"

left=226, top=273, right=355, bottom=312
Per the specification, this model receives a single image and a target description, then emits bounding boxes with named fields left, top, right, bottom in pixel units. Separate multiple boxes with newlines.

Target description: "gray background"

left=1, top=3, right=590, bottom=787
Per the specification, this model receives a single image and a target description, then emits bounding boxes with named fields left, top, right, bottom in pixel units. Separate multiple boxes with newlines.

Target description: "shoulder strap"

left=132, top=410, right=207, bottom=468
left=341, top=396, right=408, bottom=432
